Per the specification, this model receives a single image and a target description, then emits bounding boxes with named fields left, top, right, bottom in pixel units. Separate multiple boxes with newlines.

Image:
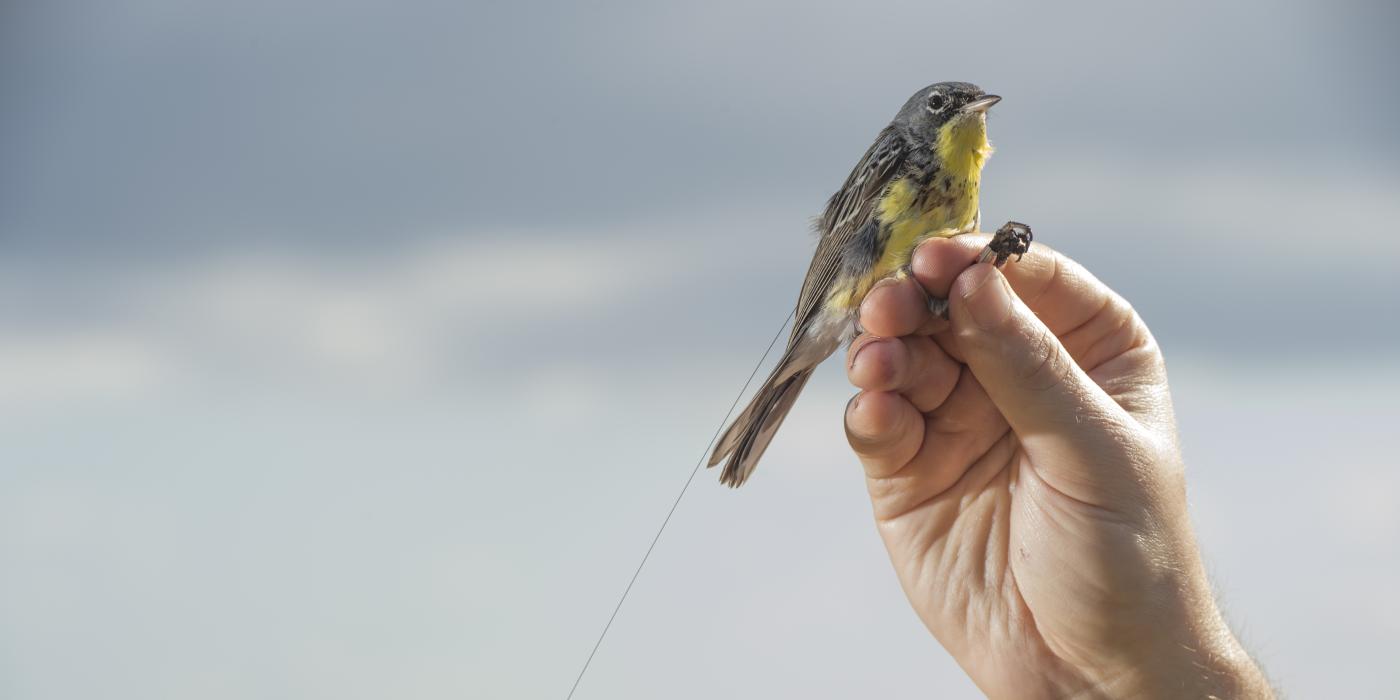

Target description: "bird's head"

left=895, top=81, right=999, bottom=170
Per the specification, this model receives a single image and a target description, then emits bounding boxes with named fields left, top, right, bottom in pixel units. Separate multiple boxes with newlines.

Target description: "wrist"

left=1095, top=607, right=1273, bottom=699
left=1103, top=477, right=1272, bottom=697
left=1055, top=527, right=1273, bottom=700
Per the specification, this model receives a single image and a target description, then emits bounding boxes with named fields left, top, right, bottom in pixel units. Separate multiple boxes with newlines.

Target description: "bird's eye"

left=926, top=92, right=947, bottom=112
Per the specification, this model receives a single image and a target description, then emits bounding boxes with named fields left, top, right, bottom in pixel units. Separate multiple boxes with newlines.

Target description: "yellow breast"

left=874, top=178, right=978, bottom=274
left=825, top=115, right=993, bottom=313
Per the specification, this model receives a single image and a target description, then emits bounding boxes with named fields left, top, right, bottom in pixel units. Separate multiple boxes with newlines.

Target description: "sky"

left=1, top=1, right=1398, bottom=698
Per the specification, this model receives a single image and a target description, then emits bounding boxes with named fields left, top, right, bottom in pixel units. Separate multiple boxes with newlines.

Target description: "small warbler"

left=709, top=81, right=1031, bottom=487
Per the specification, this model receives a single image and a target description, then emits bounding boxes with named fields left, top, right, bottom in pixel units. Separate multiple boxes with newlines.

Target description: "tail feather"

left=708, top=369, right=776, bottom=468
left=708, top=367, right=815, bottom=487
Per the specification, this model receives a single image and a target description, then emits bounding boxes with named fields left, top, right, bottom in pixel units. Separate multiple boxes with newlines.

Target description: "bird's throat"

left=936, top=115, right=993, bottom=185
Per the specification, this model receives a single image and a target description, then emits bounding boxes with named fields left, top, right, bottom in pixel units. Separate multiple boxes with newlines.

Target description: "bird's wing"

left=790, top=126, right=908, bottom=343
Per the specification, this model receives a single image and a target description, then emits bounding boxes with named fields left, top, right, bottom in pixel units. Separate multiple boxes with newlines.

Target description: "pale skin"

left=844, top=235, right=1274, bottom=699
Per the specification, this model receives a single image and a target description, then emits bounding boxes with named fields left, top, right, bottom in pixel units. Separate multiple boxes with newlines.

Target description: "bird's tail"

left=707, top=364, right=815, bottom=487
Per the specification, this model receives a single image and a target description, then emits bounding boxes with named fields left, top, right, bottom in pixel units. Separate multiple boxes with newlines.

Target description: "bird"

left=708, top=81, right=1031, bottom=487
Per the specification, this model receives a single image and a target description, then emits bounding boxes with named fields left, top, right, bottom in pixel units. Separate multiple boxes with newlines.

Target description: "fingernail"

left=867, top=276, right=899, bottom=297
left=859, top=277, right=899, bottom=318
left=962, top=266, right=1013, bottom=330
left=848, top=337, right=883, bottom=371
left=846, top=393, right=862, bottom=418
left=912, top=235, right=948, bottom=259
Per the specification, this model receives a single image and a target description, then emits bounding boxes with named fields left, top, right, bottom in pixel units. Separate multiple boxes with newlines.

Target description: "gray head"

left=892, top=81, right=1001, bottom=141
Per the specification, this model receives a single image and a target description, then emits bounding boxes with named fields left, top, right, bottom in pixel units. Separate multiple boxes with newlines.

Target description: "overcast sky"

left=1, top=1, right=1397, bottom=698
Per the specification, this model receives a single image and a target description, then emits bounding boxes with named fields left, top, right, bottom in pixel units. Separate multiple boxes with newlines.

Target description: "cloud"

left=0, top=227, right=721, bottom=411
left=3, top=152, right=1398, bottom=416
left=5, top=0, right=1396, bottom=253
left=0, top=330, right=176, bottom=407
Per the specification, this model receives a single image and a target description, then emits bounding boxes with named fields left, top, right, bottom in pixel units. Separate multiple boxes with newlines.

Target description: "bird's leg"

left=924, top=289, right=957, bottom=320
left=899, top=264, right=951, bottom=320
left=889, top=265, right=949, bottom=320
left=926, top=293, right=951, bottom=320
left=922, top=222, right=1034, bottom=320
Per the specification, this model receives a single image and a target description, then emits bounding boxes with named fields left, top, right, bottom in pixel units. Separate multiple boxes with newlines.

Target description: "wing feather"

left=789, top=126, right=909, bottom=342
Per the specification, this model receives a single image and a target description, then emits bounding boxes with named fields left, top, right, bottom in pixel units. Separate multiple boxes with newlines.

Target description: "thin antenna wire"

left=565, top=309, right=795, bottom=700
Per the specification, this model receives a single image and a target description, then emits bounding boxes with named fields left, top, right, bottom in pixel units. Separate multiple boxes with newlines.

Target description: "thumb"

left=949, top=264, right=1141, bottom=497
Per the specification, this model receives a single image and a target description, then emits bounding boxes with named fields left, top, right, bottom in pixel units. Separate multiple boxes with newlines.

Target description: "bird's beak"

left=963, top=94, right=1002, bottom=113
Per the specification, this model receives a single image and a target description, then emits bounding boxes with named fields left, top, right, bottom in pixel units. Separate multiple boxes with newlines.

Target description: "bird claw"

left=977, top=221, right=1033, bottom=268
left=920, top=222, right=1034, bottom=320
left=927, top=295, right=950, bottom=320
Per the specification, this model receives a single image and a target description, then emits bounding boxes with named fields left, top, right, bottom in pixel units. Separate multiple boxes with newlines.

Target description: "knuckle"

left=852, top=338, right=904, bottom=390
left=896, top=336, right=931, bottom=389
left=1019, top=324, right=1073, bottom=392
left=1038, top=249, right=1065, bottom=299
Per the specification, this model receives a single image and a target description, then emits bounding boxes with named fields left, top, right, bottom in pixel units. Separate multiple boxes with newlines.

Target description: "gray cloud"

left=2, top=0, right=1396, bottom=253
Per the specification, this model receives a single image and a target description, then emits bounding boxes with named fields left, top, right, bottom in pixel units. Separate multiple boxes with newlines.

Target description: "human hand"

left=845, top=235, right=1272, bottom=698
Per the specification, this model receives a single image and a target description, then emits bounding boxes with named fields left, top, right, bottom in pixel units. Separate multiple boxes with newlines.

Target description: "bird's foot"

left=926, top=222, right=1033, bottom=319
left=976, top=221, right=1033, bottom=268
